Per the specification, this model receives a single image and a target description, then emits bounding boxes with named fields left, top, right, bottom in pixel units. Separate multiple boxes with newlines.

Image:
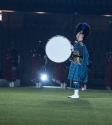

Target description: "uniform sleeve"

left=18, top=55, right=20, bottom=64
left=44, top=55, right=47, bottom=65
left=73, top=43, right=83, bottom=57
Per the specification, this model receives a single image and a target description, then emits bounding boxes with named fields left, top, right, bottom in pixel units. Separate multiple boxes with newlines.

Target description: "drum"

left=45, top=35, right=72, bottom=63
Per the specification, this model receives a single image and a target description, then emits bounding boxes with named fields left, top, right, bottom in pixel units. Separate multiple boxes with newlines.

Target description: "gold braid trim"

left=72, top=51, right=82, bottom=65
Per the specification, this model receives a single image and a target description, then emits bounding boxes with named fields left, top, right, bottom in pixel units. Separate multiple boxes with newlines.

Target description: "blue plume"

left=81, top=22, right=87, bottom=31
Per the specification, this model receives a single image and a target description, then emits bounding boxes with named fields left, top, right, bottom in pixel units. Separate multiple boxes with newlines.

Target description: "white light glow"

left=41, top=74, right=47, bottom=81
left=1, top=10, right=16, bottom=12
left=103, top=15, right=112, bottom=17
left=35, top=12, right=47, bottom=14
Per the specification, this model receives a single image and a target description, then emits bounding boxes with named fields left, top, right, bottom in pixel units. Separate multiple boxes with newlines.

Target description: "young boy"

left=68, top=22, right=90, bottom=98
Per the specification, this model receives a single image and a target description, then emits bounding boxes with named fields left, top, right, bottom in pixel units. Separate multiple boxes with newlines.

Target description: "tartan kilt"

left=3, top=58, right=17, bottom=82
left=30, top=56, right=44, bottom=82
left=68, top=62, right=88, bottom=83
left=52, top=63, right=68, bottom=84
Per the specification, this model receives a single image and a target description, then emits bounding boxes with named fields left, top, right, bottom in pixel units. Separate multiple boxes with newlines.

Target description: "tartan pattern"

left=3, top=56, right=17, bottom=82
left=30, top=55, right=44, bottom=82
left=52, top=63, right=68, bottom=84
left=68, top=43, right=89, bottom=83
left=74, top=82, right=80, bottom=90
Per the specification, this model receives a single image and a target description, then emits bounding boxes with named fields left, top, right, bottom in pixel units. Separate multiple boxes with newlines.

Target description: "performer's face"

left=76, top=32, right=84, bottom=42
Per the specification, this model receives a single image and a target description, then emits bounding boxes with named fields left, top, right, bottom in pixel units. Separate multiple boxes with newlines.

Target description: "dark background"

left=0, top=0, right=112, bottom=87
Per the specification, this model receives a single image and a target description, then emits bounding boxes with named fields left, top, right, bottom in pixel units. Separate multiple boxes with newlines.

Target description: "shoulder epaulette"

left=79, top=42, right=83, bottom=46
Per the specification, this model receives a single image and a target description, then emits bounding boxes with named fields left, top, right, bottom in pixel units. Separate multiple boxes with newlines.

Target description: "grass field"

left=0, top=86, right=112, bottom=125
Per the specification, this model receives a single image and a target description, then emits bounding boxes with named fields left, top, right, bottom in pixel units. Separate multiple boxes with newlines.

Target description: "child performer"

left=68, top=22, right=90, bottom=98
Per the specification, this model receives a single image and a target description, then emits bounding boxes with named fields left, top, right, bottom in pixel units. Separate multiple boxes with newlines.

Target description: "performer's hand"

left=71, top=45, right=74, bottom=52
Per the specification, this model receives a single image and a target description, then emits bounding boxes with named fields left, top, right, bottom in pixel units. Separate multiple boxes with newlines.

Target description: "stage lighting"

left=41, top=74, right=47, bottom=81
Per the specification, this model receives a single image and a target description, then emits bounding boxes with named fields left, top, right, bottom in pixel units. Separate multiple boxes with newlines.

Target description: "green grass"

left=0, top=86, right=112, bottom=125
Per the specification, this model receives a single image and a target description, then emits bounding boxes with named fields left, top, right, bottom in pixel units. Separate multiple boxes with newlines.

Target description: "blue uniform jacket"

left=68, top=42, right=89, bottom=83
